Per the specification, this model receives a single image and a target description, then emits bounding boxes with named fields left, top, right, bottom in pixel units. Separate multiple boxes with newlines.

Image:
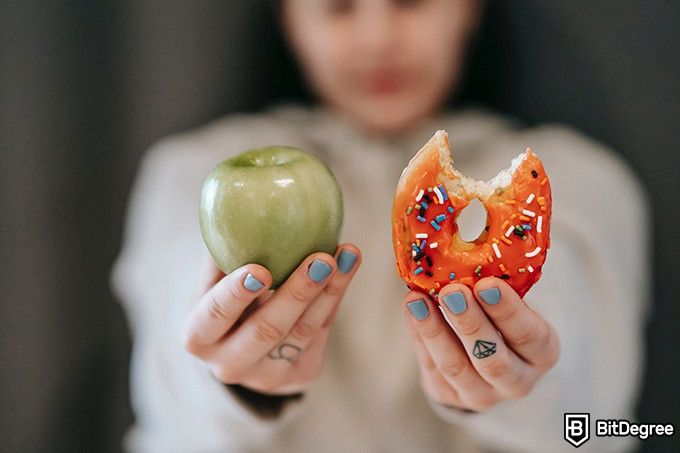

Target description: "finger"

left=473, top=277, right=560, bottom=370
left=183, top=264, right=272, bottom=352
left=403, top=291, right=497, bottom=410
left=402, top=306, right=464, bottom=407
left=220, top=253, right=337, bottom=367
left=437, top=284, right=537, bottom=399
left=284, top=244, right=362, bottom=352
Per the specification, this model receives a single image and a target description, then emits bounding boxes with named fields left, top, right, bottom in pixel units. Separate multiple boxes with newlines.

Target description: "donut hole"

left=457, top=197, right=488, bottom=243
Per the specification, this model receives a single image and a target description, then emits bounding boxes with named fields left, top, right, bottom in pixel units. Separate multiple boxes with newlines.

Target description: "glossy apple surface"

left=199, top=146, right=343, bottom=288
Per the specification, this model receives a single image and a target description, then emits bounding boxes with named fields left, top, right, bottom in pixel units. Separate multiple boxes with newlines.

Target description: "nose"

left=354, top=2, right=399, bottom=57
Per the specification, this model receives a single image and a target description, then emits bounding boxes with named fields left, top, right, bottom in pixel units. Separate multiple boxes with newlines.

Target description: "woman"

left=111, top=1, right=650, bottom=451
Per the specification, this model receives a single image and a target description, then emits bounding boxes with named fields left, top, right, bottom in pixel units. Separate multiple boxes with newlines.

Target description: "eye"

left=531, top=170, right=538, bottom=178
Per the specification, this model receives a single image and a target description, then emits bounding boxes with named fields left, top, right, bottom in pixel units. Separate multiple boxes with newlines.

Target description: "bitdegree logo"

left=564, top=413, right=675, bottom=448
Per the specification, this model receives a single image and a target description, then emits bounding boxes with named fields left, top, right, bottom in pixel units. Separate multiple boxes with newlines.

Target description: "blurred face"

left=281, top=0, right=481, bottom=136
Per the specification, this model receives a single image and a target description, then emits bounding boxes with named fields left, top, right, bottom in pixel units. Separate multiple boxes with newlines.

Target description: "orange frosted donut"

left=392, top=130, right=552, bottom=299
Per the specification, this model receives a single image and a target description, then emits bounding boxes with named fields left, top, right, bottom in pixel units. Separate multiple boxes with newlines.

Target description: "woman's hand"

left=183, top=244, right=361, bottom=395
left=402, top=277, right=560, bottom=412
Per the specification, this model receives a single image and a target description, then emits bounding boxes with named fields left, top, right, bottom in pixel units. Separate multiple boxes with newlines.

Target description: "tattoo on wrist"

left=267, top=342, right=301, bottom=364
left=472, top=340, right=497, bottom=359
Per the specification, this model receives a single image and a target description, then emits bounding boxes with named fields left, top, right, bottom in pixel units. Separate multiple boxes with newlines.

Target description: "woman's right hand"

left=182, top=244, right=361, bottom=395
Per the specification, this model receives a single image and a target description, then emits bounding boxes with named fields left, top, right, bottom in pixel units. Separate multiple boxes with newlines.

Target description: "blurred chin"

left=345, top=93, right=441, bottom=136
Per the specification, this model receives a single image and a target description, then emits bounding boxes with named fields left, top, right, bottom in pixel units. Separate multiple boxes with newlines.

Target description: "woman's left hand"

left=402, top=277, right=560, bottom=412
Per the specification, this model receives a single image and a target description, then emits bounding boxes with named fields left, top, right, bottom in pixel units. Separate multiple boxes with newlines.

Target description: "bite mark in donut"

left=391, top=131, right=552, bottom=299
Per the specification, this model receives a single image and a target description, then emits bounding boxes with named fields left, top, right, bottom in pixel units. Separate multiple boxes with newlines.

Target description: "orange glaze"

left=392, top=131, right=552, bottom=299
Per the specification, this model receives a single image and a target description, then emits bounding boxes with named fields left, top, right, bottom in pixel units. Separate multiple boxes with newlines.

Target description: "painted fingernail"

left=308, top=259, right=332, bottom=283
left=479, top=287, right=501, bottom=305
left=336, top=249, right=357, bottom=274
left=407, top=299, right=429, bottom=320
left=243, top=273, right=264, bottom=292
left=442, top=291, right=467, bottom=314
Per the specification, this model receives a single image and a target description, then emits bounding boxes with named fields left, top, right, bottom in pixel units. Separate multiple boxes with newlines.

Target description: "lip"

left=358, top=69, right=410, bottom=96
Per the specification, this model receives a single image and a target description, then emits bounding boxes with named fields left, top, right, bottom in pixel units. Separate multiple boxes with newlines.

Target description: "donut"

left=391, top=130, right=552, bottom=299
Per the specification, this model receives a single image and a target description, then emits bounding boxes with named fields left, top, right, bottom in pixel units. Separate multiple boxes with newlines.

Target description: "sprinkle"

left=501, top=220, right=509, bottom=229
left=421, top=201, right=429, bottom=210
left=433, top=186, right=444, bottom=204
left=406, top=206, right=413, bottom=215
left=415, top=204, right=421, bottom=210
left=415, top=189, right=424, bottom=201
left=447, top=206, right=454, bottom=213
left=504, top=225, right=515, bottom=237
left=474, top=265, right=482, bottom=275
left=411, top=250, right=416, bottom=257
left=527, top=265, right=534, bottom=273
left=449, top=272, right=456, bottom=280
left=521, top=224, right=532, bottom=230
left=435, top=214, right=447, bottom=223
left=420, top=240, right=427, bottom=249
left=526, top=193, right=535, bottom=204
left=423, top=194, right=432, bottom=203
left=504, top=199, right=516, bottom=205
left=537, top=215, right=543, bottom=233
left=501, top=237, right=513, bottom=245
left=492, top=238, right=500, bottom=244
left=492, top=243, right=502, bottom=258
left=521, top=236, right=527, bottom=240
left=531, top=169, right=538, bottom=178
left=414, top=250, right=425, bottom=261
left=435, top=282, right=440, bottom=289
left=518, top=267, right=526, bottom=273
left=416, top=233, right=428, bottom=239
left=511, top=214, right=517, bottom=219
left=500, top=274, right=510, bottom=279
left=487, top=254, right=494, bottom=263
left=425, top=255, right=433, bottom=267
left=414, top=266, right=424, bottom=275
left=499, top=263, right=507, bottom=272
left=432, top=196, right=438, bottom=205
left=521, top=209, right=536, bottom=217
left=437, top=184, right=448, bottom=201
left=425, top=270, right=433, bottom=277
left=519, top=215, right=531, bottom=221
left=427, top=187, right=433, bottom=192
left=429, top=242, right=438, bottom=249
left=540, top=206, right=547, bottom=211
left=537, top=196, right=546, bottom=205
left=429, top=288, right=436, bottom=295
left=430, top=221, right=441, bottom=231
left=525, top=246, right=541, bottom=258
left=417, top=215, right=426, bottom=223
left=412, top=243, right=420, bottom=252
left=540, top=177, right=548, bottom=186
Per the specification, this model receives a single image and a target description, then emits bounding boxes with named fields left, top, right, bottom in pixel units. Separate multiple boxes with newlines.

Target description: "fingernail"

left=336, top=250, right=357, bottom=273
left=479, top=287, right=501, bottom=305
left=442, top=291, right=467, bottom=314
left=407, top=299, right=429, bottom=320
left=308, top=259, right=332, bottom=283
left=243, top=273, right=264, bottom=292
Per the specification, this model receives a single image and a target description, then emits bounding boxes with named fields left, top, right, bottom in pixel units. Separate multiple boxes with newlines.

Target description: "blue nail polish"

left=308, top=259, right=332, bottom=283
left=479, top=287, right=501, bottom=305
left=407, top=299, right=429, bottom=320
left=337, top=250, right=357, bottom=274
left=243, top=273, right=264, bottom=291
left=442, top=291, right=467, bottom=314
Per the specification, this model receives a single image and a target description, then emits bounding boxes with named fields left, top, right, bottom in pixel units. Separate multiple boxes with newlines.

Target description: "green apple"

left=199, top=146, right=343, bottom=289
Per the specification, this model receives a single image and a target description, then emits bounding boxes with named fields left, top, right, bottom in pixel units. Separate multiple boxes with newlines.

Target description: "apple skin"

left=199, top=146, right=343, bottom=289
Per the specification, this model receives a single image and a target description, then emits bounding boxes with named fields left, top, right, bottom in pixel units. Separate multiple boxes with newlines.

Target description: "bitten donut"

left=391, top=130, right=552, bottom=299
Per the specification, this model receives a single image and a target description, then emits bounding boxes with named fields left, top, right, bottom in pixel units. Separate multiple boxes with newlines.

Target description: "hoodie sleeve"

left=427, top=126, right=652, bottom=453
left=109, top=120, right=312, bottom=452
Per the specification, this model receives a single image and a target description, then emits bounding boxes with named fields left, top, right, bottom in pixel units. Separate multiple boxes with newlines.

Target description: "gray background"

left=1, top=1, right=678, bottom=451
